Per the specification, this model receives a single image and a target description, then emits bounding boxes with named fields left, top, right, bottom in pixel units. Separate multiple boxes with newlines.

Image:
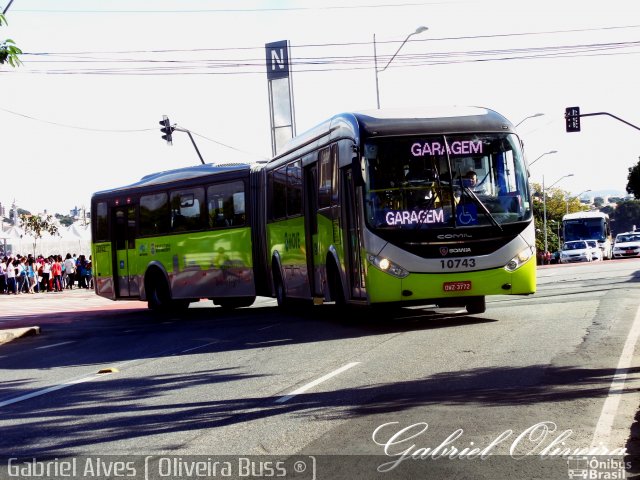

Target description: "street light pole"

left=515, top=112, right=544, bottom=128
left=374, top=26, right=428, bottom=109
left=566, top=189, right=591, bottom=214
left=529, top=150, right=558, bottom=167
left=543, top=173, right=574, bottom=254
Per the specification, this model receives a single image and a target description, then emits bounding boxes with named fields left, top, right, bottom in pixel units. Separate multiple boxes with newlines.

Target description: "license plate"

left=443, top=281, right=472, bottom=292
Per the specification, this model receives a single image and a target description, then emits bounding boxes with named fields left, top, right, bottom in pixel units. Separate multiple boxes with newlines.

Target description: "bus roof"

left=92, top=162, right=260, bottom=199
left=562, top=211, right=609, bottom=221
left=270, top=106, right=515, bottom=166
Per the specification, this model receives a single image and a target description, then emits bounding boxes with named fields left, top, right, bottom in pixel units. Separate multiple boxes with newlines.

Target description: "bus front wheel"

left=327, top=260, right=345, bottom=306
left=465, top=296, right=486, bottom=314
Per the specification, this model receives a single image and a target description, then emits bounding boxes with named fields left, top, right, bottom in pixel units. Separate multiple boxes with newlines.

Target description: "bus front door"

left=113, top=205, right=139, bottom=298
left=343, top=166, right=366, bottom=300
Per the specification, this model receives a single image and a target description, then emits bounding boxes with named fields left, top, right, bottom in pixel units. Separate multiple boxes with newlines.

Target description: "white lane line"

left=275, top=362, right=360, bottom=404
left=591, top=305, right=640, bottom=448
left=35, top=341, right=75, bottom=350
left=0, top=358, right=141, bottom=409
left=180, top=341, right=218, bottom=354
left=0, top=375, right=97, bottom=408
left=258, top=324, right=279, bottom=331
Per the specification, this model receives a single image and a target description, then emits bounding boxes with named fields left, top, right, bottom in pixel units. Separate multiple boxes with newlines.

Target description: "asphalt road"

left=1, top=259, right=639, bottom=479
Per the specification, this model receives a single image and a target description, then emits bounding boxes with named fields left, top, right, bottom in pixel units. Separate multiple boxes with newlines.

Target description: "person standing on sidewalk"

left=50, top=256, right=63, bottom=292
left=63, top=253, right=76, bottom=289
left=41, top=258, right=51, bottom=292
left=6, top=256, right=17, bottom=294
left=0, top=256, right=7, bottom=294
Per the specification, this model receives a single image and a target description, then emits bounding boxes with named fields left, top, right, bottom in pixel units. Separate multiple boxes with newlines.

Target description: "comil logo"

left=440, top=247, right=448, bottom=256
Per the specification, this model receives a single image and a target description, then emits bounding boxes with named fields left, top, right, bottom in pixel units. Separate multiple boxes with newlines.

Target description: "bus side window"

left=207, top=180, right=246, bottom=228
left=140, top=192, right=170, bottom=236
left=170, top=187, right=205, bottom=232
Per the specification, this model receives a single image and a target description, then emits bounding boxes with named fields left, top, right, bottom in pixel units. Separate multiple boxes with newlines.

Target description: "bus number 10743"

left=440, top=258, right=476, bottom=269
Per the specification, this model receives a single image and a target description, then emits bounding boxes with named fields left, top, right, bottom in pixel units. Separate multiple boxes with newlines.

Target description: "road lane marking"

left=0, top=375, right=97, bottom=408
left=35, top=341, right=75, bottom=350
left=275, top=362, right=360, bottom=404
left=591, top=305, right=640, bottom=448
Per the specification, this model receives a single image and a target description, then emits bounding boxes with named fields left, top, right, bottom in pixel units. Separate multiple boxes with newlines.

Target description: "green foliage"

left=626, top=157, right=640, bottom=199
left=0, top=14, right=22, bottom=67
left=531, top=182, right=589, bottom=252
left=55, top=213, right=75, bottom=227
left=19, top=213, right=59, bottom=257
left=612, top=200, right=640, bottom=234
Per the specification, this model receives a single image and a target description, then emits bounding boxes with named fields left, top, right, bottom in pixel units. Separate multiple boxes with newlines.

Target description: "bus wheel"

left=273, top=270, right=288, bottom=309
left=465, top=296, right=486, bottom=314
left=146, top=273, right=171, bottom=311
left=216, top=296, right=256, bottom=309
left=327, top=261, right=345, bottom=306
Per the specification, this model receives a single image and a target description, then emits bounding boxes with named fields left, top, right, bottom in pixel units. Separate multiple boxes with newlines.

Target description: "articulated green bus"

left=92, top=107, right=536, bottom=313
left=264, top=107, right=536, bottom=313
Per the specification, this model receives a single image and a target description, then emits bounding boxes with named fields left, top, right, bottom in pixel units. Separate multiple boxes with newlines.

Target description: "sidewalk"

left=0, top=288, right=144, bottom=345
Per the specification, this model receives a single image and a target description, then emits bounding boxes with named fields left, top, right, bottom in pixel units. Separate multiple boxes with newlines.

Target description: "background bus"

left=562, top=211, right=612, bottom=260
left=263, top=107, right=536, bottom=314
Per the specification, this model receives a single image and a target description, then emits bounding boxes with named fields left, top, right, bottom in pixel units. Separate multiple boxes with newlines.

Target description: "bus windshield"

left=563, top=218, right=606, bottom=242
left=363, top=133, right=530, bottom=230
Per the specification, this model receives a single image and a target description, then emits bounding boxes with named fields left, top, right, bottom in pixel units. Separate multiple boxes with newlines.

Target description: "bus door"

left=113, top=204, right=139, bottom=298
left=343, top=165, right=366, bottom=300
left=303, top=161, right=322, bottom=297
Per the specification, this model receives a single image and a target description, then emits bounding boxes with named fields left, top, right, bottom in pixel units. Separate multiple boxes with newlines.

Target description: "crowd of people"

left=0, top=253, right=93, bottom=295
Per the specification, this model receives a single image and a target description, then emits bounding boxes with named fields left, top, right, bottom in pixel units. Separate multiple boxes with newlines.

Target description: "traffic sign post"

left=564, top=107, right=640, bottom=133
left=565, top=107, right=581, bottom=133
left=159, top=115, right=174, bottom=144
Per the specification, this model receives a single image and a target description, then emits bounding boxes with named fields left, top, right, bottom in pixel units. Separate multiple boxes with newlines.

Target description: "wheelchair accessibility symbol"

left=456, top=204, right=478, bottom=225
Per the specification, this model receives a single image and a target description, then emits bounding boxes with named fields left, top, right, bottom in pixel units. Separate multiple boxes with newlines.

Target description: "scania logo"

left=440, top=247, right=472, bottom=255
left=437, top=233, right=473, bottom=239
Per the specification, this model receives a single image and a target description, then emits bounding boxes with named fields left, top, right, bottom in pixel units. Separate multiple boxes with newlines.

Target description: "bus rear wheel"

left=215, top=296, right=256, bottom=309
left=146, top=274, right=171, bottom=311
left=273, top=268, right=289, bottom=309
left=465, top=296, right=486, bottom=314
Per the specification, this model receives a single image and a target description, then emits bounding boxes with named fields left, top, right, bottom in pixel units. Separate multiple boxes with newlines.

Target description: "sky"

left=1, top=0, right=640, bottom=215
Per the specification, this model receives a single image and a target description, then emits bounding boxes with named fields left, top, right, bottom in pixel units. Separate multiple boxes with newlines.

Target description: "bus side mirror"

left=352, top=156, right=365, bottom=187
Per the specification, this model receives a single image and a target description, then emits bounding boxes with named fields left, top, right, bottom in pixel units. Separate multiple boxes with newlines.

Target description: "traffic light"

left=159, top=115, right=174, bottom=144
left=565, top=106, right=581, bottom=132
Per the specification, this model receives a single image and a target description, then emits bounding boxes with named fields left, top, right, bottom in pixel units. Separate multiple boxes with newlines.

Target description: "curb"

left=0, top=326, right=41, bottom=346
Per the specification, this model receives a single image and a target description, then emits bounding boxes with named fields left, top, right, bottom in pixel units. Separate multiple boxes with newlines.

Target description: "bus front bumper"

left=365, top=258, right=536, bottom=304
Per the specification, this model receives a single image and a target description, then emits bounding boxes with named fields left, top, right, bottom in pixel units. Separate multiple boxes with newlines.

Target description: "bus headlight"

left=504, top=246, right=534, bottom=272
left=367, top=254, right=409, bottom=278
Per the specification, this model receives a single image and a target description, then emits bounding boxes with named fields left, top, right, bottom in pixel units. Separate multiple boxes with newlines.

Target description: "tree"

left=531, top=183, right=580, bottom=253
left=0, top=14, right=22, bottom=67
left=19, top=213, right=59, bottom=257
left=612, top=200, right=640, bottom=234
left=626, top=157, right=640, bottom=199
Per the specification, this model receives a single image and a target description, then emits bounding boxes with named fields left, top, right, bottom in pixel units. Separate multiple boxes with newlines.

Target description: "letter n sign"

left=266, top=40, right=290, bottom=80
